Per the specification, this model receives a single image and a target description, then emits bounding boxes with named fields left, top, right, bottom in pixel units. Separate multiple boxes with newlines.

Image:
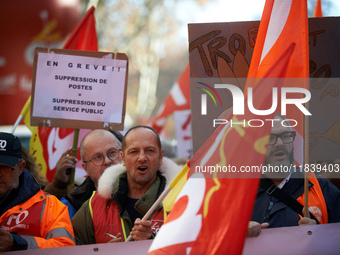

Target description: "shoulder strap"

left=259, top=178, right=319, bottom=224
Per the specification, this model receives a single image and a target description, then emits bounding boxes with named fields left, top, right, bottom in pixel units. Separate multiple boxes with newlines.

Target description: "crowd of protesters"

left=1, top=119, right=339, bottom=252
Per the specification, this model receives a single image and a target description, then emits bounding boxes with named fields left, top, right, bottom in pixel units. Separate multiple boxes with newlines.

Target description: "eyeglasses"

left=83, top=149, right=121, bottom=166
left=268, top=131, right=296, bottom=145
left=0, top=165, right=16, bottom=177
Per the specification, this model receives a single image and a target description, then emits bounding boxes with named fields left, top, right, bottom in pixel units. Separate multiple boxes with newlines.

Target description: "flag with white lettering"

left=151, top=65, right=190, bottom=134
left=148, top=55, right=292, bottom=254
left=148, top=0, right=309, bottom=254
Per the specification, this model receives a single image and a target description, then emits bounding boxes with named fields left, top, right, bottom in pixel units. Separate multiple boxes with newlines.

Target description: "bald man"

left=45, top=129, right=122, bottom=218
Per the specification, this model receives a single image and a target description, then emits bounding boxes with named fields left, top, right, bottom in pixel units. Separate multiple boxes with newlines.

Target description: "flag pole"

left=11, top=96, right=31, bottom=134
left=125, top=162, right=189, bottom=241
left=69, top=128, right=80, bottom=186
left=125, top=186, right=172, bottom=242
left=303, top=102, right=309, bottom=218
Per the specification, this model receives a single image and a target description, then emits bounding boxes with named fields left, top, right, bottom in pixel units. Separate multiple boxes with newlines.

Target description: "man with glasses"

left=71, top=126, right=180, bottom=244
left=0, top=132, right=75, bottom=251
left=45, top=129, right=122, bottom=218
left=247, top=113, right=340, bottom=237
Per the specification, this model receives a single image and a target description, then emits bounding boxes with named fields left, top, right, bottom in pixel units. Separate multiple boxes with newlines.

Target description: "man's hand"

left=299, top=207, right=317, bottom=226
left=54, top=148, right=78, bottom=183
left=130, top=218, right=153, bottom=241
left=0, top=229, right=14, bottom=252
left=107, top=233, right=123, bottom=243
left=247, top=221, right=269, bottom=237
left=298, top=217, right=317, bottom=226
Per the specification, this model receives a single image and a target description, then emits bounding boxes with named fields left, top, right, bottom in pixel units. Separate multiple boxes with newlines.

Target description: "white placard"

left=32, top=52, right=127, bottom=124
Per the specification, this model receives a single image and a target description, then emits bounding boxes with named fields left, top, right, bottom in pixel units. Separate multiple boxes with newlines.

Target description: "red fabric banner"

left=313, top=0, right=323, bottom=17
left=247, top=0, right=309, bottom=166
left=148, top=0, right=309, bottom=254
left=148, top=50, right=294, bottom=254
left=151, top=65, right=190, bottom=134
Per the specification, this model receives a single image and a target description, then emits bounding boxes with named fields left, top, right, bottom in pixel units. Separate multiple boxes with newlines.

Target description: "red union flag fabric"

left=151, top=65, right=190, bottom=134
left=148, top=45, right=295, bottom=254
left=24, top=6, right=98, bottom=182
left=247, top=0, right=308, bottom=79
left=63, top=6, right=98, bottom=51
left=247, top=0, right=309, bottom=166
left=313, top=0, right=323, bottom=17
left=162, top=162, right=190, bottom=221
left=148, top=0, right=308, bottom=254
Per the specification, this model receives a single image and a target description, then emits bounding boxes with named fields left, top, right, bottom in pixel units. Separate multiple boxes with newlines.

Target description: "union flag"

left=148, top=0, right=309, bottom=254
left=151, top=65, right=190, bottom=134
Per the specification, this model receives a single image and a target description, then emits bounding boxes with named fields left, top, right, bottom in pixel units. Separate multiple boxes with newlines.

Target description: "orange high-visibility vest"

left=297, top=172, right=328, bottom=224
left=0, top=190, right=75, bottom=249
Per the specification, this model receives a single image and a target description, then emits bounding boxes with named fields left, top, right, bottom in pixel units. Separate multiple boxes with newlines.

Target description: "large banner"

left=0, top=0, right=81, bottom=125
left=7, top=223, right=340, bottom=255
left=189, top=17, right=340, bottom=162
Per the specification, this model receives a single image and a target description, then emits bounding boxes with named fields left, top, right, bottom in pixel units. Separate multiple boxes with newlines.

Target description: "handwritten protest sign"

left=31, top=48, right=128, bottom=130
left=188, top=17, right=339, bottom=162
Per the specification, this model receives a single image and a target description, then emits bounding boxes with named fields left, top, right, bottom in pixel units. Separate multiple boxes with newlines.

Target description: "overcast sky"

left=193, top=0, right=340, bottom=23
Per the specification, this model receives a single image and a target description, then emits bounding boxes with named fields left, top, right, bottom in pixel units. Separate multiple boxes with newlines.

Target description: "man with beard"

left=247, top=113, right=340, bottom=237
left=0, top=133, right=75, bottom=251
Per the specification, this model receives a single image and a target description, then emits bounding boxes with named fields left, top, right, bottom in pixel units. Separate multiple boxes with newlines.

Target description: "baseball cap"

left=0, top=132, right=22, bottom=167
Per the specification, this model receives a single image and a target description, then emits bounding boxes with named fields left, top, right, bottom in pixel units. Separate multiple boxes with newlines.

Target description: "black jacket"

left=251, top=172, right=340, bottom=227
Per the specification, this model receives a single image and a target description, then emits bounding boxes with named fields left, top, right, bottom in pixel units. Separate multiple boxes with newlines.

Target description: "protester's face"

left=0, top=161, right=24, bottom=198
left=263, top=117, right=294, bottom=180
left=121, top=128, right=163, bottom=190
left=82, top=132, right=121, bottom=187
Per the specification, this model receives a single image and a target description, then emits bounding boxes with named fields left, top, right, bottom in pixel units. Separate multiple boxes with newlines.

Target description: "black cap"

left=0, top=132, right=22, bottom=167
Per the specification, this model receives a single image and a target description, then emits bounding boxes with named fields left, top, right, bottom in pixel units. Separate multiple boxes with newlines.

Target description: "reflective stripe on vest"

left=296, top=172, right=328, bottom=224
left=121, top=217, right=127, bottom=240
left=89, top=190, right=96, bottom=218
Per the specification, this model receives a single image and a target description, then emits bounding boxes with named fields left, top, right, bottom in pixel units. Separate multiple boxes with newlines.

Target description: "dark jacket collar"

left=65, top=176, right=96, bottom=210
left=0, top=169, right=41, bottom=215
left=113, top=171, right=166, bottom=216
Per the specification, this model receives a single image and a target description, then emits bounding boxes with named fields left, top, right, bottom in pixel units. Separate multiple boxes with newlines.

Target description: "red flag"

left=151, top=65, right=190, bottom=134
left=247, top=0, right=308, bottom=79
left=148, top=47, right=295, bottom=255
left=313, top=0, right=323, bottom=17
left=63, top=6, right=98, bottom=51
left=148, top=0, right=308, bottom=254
left=247, top=0, right=309, bottom=166
left=25, top=6, right=98, bottom=182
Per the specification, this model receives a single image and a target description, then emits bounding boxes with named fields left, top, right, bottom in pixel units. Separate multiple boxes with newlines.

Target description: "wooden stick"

left=303, top=101, right=309, bottom=218
left=69, top=128, right=79, bottom=186
left=125, top=185, right=172, bottom=242
left=11, top=96, right=31, bottom=134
